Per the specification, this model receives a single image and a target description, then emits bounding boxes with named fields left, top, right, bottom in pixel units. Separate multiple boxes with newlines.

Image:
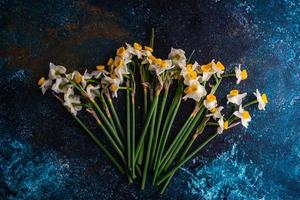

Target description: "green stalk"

left=72, top=114, right=125, bottom=174
left=126, top=80, right=132, bottom=174
left=131, top=83, right=136, bottom=178
left=92, top=101, right=124, bottom=152
left=105, top=91, right=125, bottom=140
left=150, top=87, right=169, bottom=169
left=141, top=105, right=157, bottom=189
left=135, top=90, right=160, bottom=163
left=156, top=131, right=219, bottom=186
left=99, top=92, right=117, bottom=133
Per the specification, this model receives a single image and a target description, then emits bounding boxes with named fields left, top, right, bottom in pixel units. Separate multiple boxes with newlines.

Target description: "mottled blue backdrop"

left=0, top=0, right=299, bottom=199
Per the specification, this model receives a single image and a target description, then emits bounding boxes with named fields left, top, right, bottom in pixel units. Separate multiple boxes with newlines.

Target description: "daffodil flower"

left=206, top=106, right=224, bottom=120
left=212, top=61, right=225, bottom=78
left=233, top=105, right=251, bottom=128
left=200, top=61, right=215, bottom=82
left=235, top=64, right=248, bottom=84
left=103, top=75, right=121, bottom=98
left=183, top=81, right=207, bottom=102
left=89, top=65, right=109, bottom=79
left=227, top=89, right=247, bottom=105
left=203, top=94, right=218, bottom=110
left=253, top=89, right=268, bottom=110
left=63, top=87, right=82, bottom=116
left=142, top=46, right=153, bottom=57
left=51, top=77, right=70, bottom=94
left=217, top=117, right=229, bottom=134
left=86, top=84, right=100, bottom=100
left=168, top=48, right=186, bottom=69
left=48, top=62, right=67, bottom=80
left=38, top=77, right=53, bottom=94
left=148, top=58, right=173, bottom=76
left=113, top=56, right=130, bottom=83
left=125, top=43, right=143, bottom=59
left=180, top=62, right=201, bottom=86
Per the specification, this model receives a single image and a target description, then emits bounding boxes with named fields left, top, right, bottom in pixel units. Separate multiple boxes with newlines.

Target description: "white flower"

left=113, top=56, right=130, bottom=83
left=206, top=106, right=224, bottom=120
left=141, top=46, right=153, bottom=57
left=168, top=48, right=186, bottom=69
left=90, top=65, right=109, bottom=79
left=200, top=61, right=215, bottom=82
left=253, top=89, right=268, bottom=110
left=234, top=105, right=251, bottom=128
left=63, top=87, right=82, bottom=116
left=51, top=77, right=70, bottom=94
left=103, top=75, right=121, bottom=98
left=212, top=60, right=225, bottom=78
left=235, top=64, right=248, bottom=84
left=180, top=62, right=201, bottom=86
left=227, top=89, right=247, bottom=105
left=125, top=43, right=142, bottom=59
left=217, top=117, right=229, bottom=134
left=86, top=84, right=100, bottom=100
left=148, top=59, right=173, bottom=76
left=183, top=81, right=207, bottom=102
left=48, top=62, right=66, bottom=80
left=38, top=77, right=53, bottom=94
left=203, top=94, right=218, bottom=110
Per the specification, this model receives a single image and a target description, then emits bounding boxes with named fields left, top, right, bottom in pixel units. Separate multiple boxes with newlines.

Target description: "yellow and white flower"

left=90, top=65, right=109, bottom=79
left=48, top=62, right=66, bottom=80
left=51, top=77, right=70, bottom=94
left=217, top=117, right=229, bottom=134
left=125, top=43, right=143, bottom=59
left=180, top=62, right=201, bottom=86
left=234, top=105, right=251, bottom=128
left=148, top=58, right=173, bottom=76
left=86, top=84, right=100, bottom=100
left=63, top=87, right=82, bottom=116
left=212, top=60, right=225, bottom=78
left=235, top=64, right=248, bottom=84
left=168, top=48, right=186, bottom=69
left=253, top=89, right=268, bottom=110
left=200, top=61, right=215, bottom=82
left=183, top=81, right=207, bottom=102
left=38, top=77, right=53, bottom=94
left=227, top=89, right=247, bottom=105
left=206, top=106, right=224, bottom=120
left=203, top=94, right=218, bottom=110
left=113, top=56, right=130, bottom=83
left=142, top=45, right=153, bottom=57
left=103, top=74, right=121, bottom=98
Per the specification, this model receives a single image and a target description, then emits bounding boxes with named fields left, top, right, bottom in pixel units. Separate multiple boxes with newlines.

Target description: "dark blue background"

left=0, top=0, right=299, bottom=199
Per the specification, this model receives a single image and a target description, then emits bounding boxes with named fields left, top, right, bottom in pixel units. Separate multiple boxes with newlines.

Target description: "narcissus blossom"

left=227, top=89, right=247, bottom=105
left=234, top=105, right=251, bottom=128
left=253, top=89, right=268, bottom=110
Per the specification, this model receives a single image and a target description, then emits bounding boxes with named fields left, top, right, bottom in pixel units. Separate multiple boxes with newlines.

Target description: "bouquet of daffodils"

left=38, top=30, right=268, bottom=193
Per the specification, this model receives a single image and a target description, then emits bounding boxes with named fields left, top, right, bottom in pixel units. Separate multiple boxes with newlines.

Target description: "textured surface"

left=0, top=0, right=300, bottom=199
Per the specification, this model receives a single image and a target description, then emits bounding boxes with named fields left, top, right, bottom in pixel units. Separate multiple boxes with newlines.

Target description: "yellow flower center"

left=74, top=73, right=82, bottom=83
left=110, top=84, right=118, bottom=92
left=187, top=70, right=197, bottom=80
left=159, top=60, right=168, bottom=68
left=241, top=69, right=248, bottom=80
left=110, top=73, right=117, bottom=79
left=216, top=61, right=225, bottom=70
left=230, top=89, right=239, bottom=96
left=114, top=58, right=124, bottom=68
left=116, top=47, right=126, bottom=57
left=224, top=121, right=229, bottom=130
left=206, top=94, right=216, bottom=102
left=133, top=42, right=142, bottom=51
left=107, top=58, right=114, bottom=66
left=186, top=64, right=193, bottom=70
left=144, top=46, right=153, bottom=53
left=184, top=83, right=198, bottom=94
left=148, top=55, right=157, bottom=63
left=201, top=63, right=212, bottom=72
left=38, top=77, right=45, bottom=86
left=262, top=94, right=268, bottom=104
left=96, top=65, right=105, bottom=71
left=242, top=111, right=251, bottom=119
left=210, top=107, right=216, bottom=113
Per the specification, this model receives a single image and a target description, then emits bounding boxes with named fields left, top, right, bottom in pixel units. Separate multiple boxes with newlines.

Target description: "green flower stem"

left=160, top=107, right=205, bottom=173
left=150, top=87, right=169, bottom=169
left=244, top=99, right=258, bottom=107
left=135, top=90, right=160, bottom=164
left=156, top=131, right=219, bottom=186
left=131, top=83, right=136, bottom=178
left=126, top=80, right=132, bottom=173
left=150, top=28, right=155, bottom=48
left=72, top=114, right=125, bottom=174
left=99, top=92, right=117, bottom=133
left=105, top=92, right=125, bottom=140
left=152, top=82, right=183, bottom=183
left=92, top=101, right=124, bottom=152
left=141, top=105, right=157, bottom=189
left=221, top=73, right=236, bottom=78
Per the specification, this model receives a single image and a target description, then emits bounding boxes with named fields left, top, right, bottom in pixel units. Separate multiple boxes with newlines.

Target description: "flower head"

left=233, top=105, right=251, bottom=128
left=103, top=75, right=121, bottom=98
left=203, top=94, right=218, bottom=110
left=200, top=61, right=215, bottom=82
left=168, top=48, right=186, bottom=69
left=48, top=63, right=66, bottom=80
left=206, top=106, right=224, bottom=120
left=86, top=84, right=100, bottom=100
left=227, top=89, right=247, bottom=105
left=217, top=117, right=229, bottom=134
left=253, top=89, right=268, bottom=110
left=235, top=64, right=248, bottom=84
left=38, top=77, right=53, bottom=94
left=63, top=87, right=82, bottom=116
left=212, top=61, right=225, bottom=77
left=183, top=81, right=207, bottom=102
left=51, top=77, right=70, bottom=94
left=181, top=62, right=201, bottom=86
